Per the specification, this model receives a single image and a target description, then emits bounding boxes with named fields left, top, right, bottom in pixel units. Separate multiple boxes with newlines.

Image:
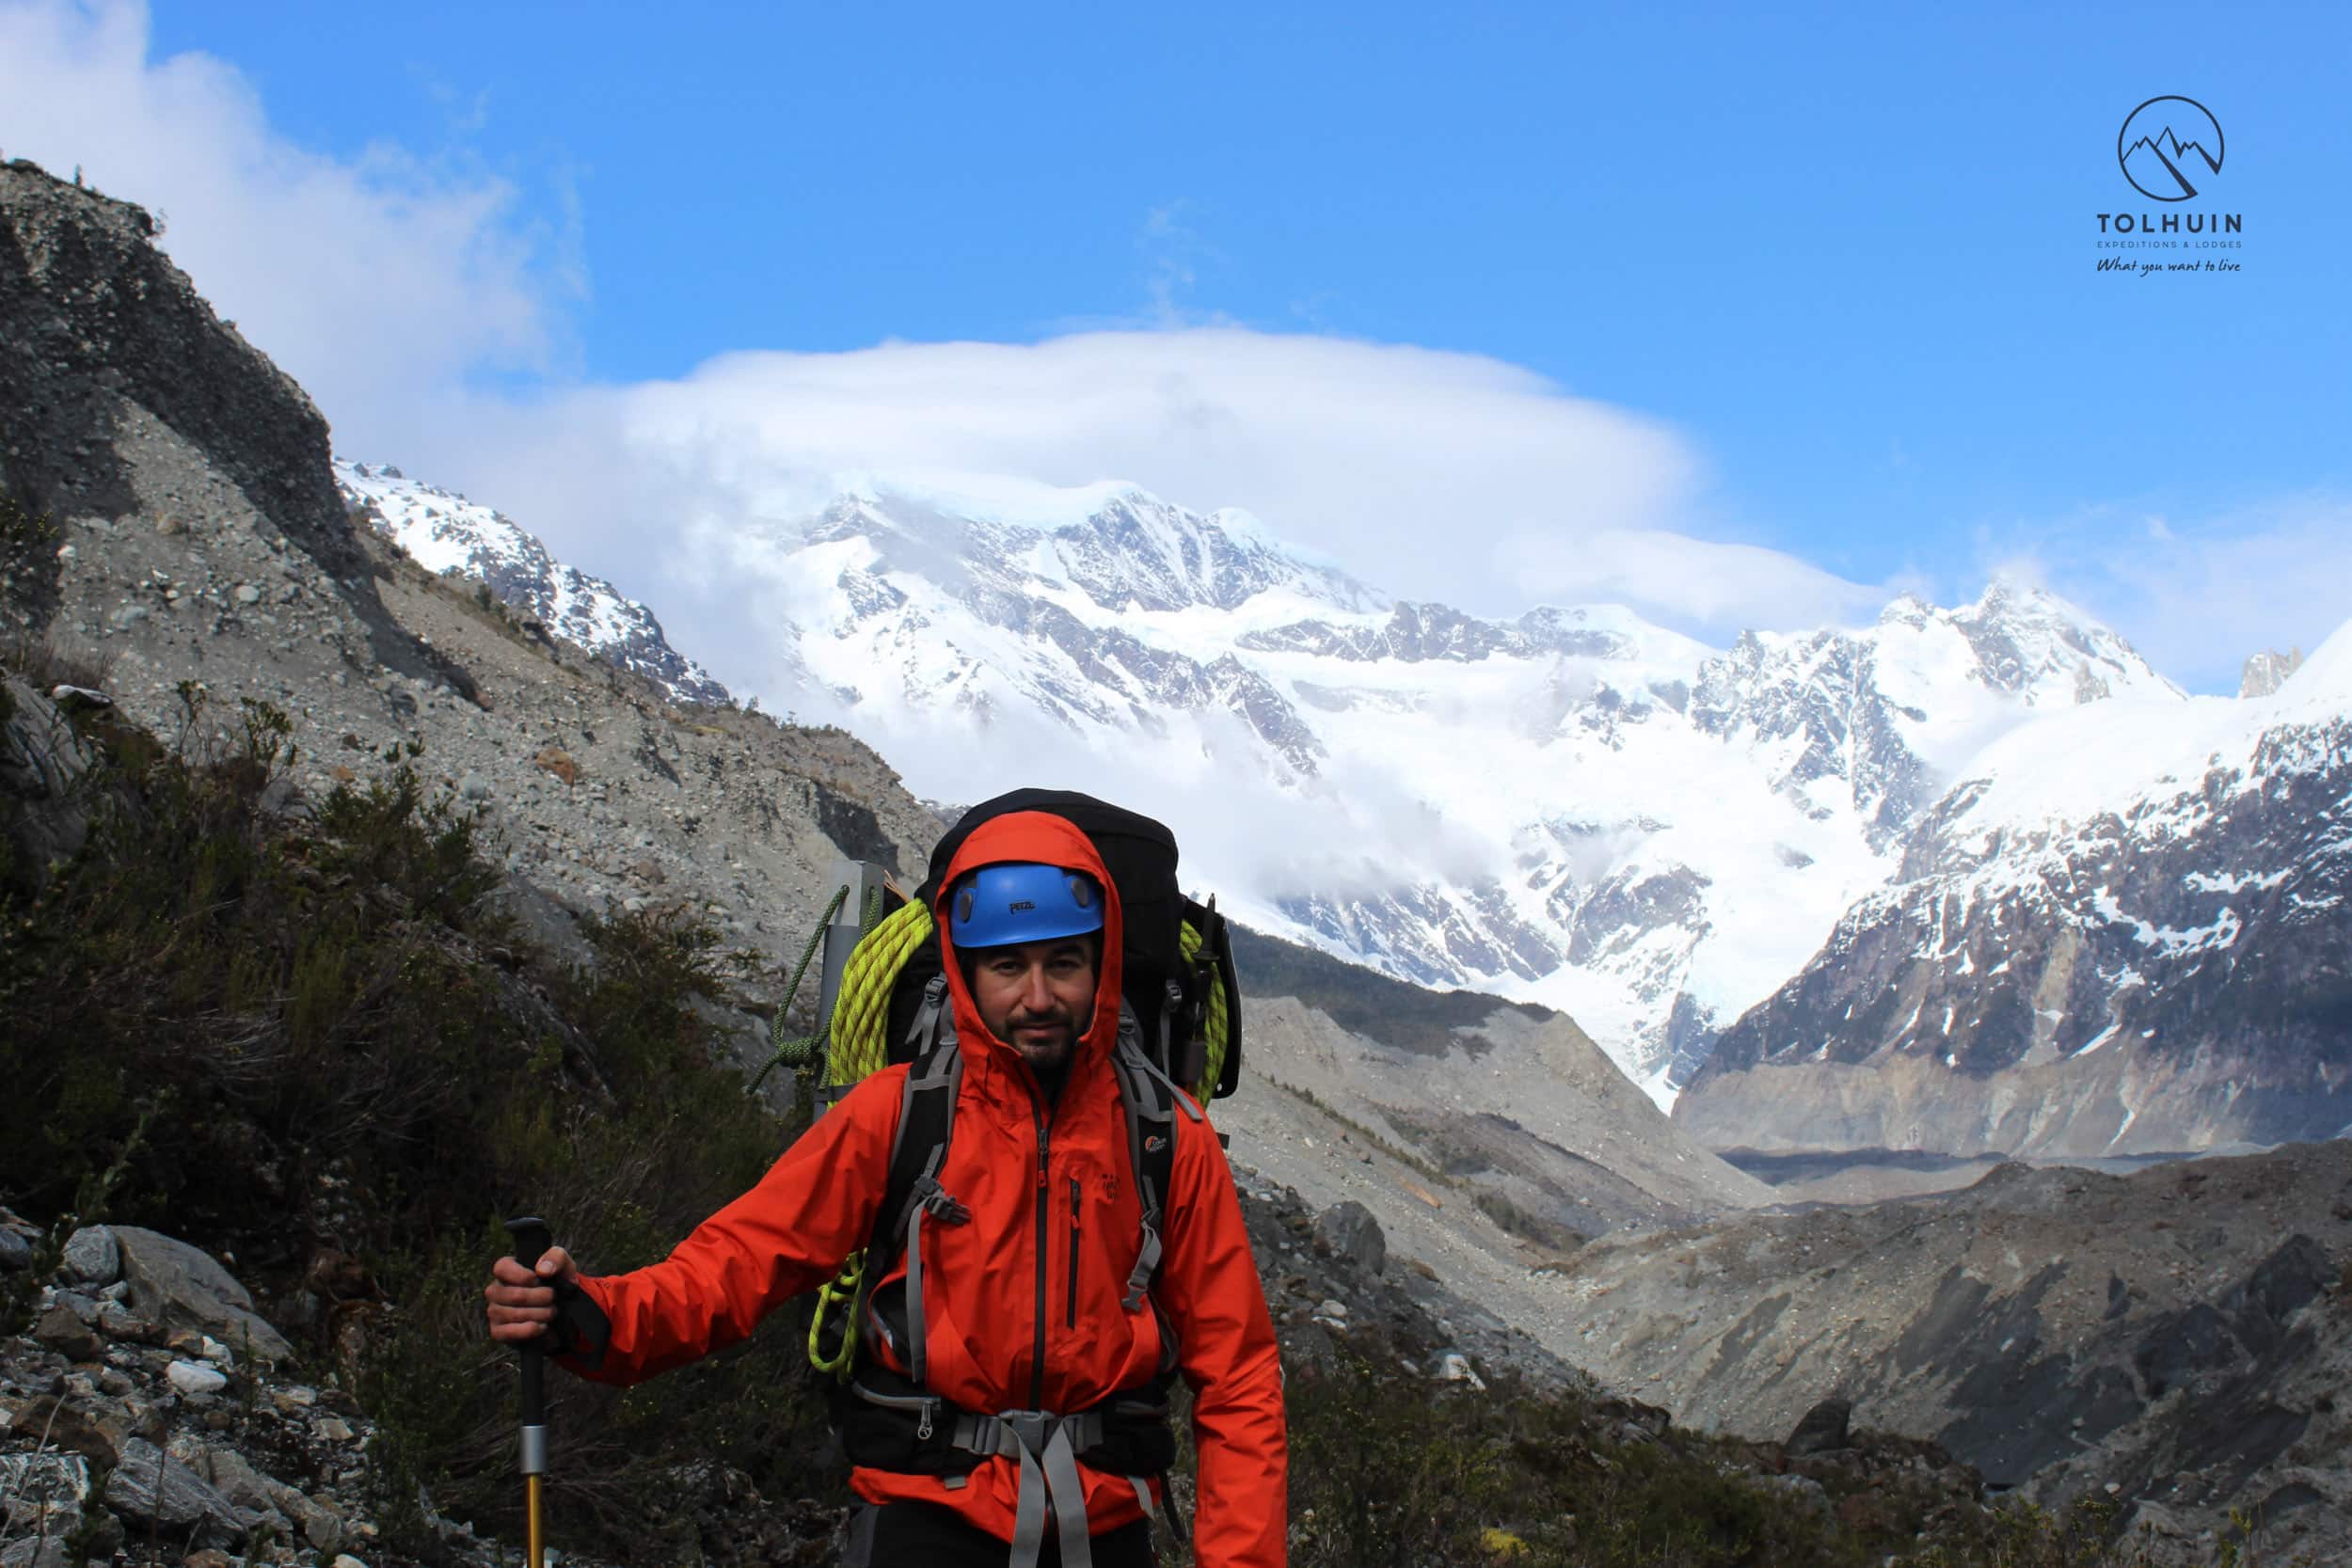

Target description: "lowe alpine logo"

left=2119, top=96, right=2224, bottom=200
left=1145, top=1134, right=1169, bottom=1153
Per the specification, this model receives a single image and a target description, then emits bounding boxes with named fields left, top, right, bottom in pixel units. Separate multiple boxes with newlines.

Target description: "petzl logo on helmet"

left=2118, top=96, right=2223, bottom=202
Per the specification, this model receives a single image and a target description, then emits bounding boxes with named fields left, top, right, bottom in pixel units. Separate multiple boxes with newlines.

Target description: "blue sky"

left=8, top=0, right=2349, bottom=689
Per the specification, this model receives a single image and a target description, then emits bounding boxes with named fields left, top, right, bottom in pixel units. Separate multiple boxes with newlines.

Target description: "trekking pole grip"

left=505, top=1216, right=554, bottom=1453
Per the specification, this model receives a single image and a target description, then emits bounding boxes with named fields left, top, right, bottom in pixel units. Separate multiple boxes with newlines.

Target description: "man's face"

left=969, top=935, right=1099, bottom=1076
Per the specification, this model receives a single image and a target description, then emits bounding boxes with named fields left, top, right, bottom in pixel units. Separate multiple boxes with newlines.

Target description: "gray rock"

left=101, top=1436, right=247, bottom=1542
left=0, top=1453, right=90, bottom=1534
left=47, top=1288, right=100, bottom=1324
left=60, top=1224, right=119, bottom=1285
left=112, top=1226, right=294, bottom=1364
left=0, top=1537, right=70, bottom=1568
left=266, top=1481, right=343, bottom=1551
left=1434, top=1351, right=1486, bottom=1390
left=0, top=1228, right=30, bottom=1271
left=1786, top=1397, right=1852, bottom=1455
left=1, top=678, right=95, bottom=872
left=167, top=1359, right=229, bottom=1397
left=174, top=1442, right=290, bottom=1532
left=459, top=773, right=492, bottom=800
left=234, top=583, right=262, bottom=605
left=1313, top=1200, right=1386, bottom=1276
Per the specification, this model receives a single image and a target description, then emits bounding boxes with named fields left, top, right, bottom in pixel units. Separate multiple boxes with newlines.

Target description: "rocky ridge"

left=1538, top=1141, right=2352, bottom=1565
left=332, top=463, right=727, bottom=708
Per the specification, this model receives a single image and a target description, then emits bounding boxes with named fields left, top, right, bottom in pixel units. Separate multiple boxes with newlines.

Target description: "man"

left=486, top=809, right=1287, bottom=1567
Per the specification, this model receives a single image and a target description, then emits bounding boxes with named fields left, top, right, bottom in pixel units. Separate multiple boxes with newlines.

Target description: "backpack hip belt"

left=840, top=1374, right=1184, bottom=1568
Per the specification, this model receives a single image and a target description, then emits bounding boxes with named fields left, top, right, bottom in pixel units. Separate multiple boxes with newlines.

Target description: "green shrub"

left=0, top=685, right=839, bottom=1561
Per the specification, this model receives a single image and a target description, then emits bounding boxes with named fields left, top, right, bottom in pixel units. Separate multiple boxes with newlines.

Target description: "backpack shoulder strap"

left=1108, top=1009, right=1185, bottom=1311
left=877, top=997, right=962, bottom=1262
left=859, top=1012, right=967, bottom=1388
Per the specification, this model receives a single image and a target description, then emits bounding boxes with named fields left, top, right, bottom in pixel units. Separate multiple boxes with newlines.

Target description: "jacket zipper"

left=1029, top=1086, right=1051, bottom=1410
left=1067, top=1177, right=1082, bottom=1329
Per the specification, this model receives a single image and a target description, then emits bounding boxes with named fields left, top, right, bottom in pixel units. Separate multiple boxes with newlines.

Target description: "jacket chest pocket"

left=1059, top=1153, right=1148, bottom=1322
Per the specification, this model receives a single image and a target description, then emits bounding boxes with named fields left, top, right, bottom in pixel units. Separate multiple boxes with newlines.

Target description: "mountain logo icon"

left=2117, top=96, right=2224, bottom=202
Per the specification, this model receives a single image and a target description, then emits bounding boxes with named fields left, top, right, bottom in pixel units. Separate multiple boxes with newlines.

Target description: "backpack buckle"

left=999, top=1408, right=1057, bottom=1457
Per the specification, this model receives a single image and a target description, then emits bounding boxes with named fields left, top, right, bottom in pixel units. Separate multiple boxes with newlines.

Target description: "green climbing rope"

left=1179, top=918, right=1230, bottom=1101
left=819, top=898, right=935, bottom=1091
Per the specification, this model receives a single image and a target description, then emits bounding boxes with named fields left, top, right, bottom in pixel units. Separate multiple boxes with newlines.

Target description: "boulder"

left=112, top=1226, right=293, bottom=1364
left=0, top=678, right=95, bottom=875
left=0, top=1452, right=89, bottom=1537
left=60, top=1224, right=119, bottom=1285
left=172, top=1440, right=294, bottom=1541
left=167, top=1359, right=229, bottom=1397
left=1786, top=1397, right=1853, bottom=1456
left=101, top=1436, right=249, bottom=1544
left=1313, top=1199, right=1387, bottom=1276
left=0, top=1228, right=31, bottom=1271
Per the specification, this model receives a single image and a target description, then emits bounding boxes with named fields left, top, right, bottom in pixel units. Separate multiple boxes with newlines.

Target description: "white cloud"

left=417, top=329, right=1893, bottom=652
left=0, top=1, right=1900, bottom=663
left=1975, top=498, right=2352, bottom=696
left=0, top=0, right=571, bottom=448
left=2024, top=498, right=2352, bottom=695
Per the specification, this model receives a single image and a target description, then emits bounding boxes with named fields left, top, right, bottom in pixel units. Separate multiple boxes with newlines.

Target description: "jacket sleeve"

left=561, top=1069, right=902, bottom=1386
left=1155, top=1103, right=1288, bottom=1568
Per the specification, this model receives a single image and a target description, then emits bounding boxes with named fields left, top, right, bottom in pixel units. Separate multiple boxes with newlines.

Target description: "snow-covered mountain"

left=1677, top=626, right=2352, bottom=1155
left=337, top=461, right=2228, bottom=1113
left=335, top=461, right=728, bottom=705
left=668, top=475, right=2187, bottom=1103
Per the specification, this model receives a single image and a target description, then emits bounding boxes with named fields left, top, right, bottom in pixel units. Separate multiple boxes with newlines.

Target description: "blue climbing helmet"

left=947, top=861, right=1104, bottom=950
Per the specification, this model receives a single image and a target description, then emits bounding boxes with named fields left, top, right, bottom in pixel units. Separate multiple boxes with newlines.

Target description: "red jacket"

left=565, top=812, right=1288, bottom=1566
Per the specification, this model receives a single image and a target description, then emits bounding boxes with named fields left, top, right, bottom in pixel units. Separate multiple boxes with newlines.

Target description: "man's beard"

left=1006, top=1007, right=1079, bottom=1073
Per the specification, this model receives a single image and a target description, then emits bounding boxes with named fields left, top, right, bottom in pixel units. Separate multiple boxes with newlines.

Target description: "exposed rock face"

left=1542, top=1142, right=2352, bottom=1564
left=0, top=159, right=939, bottom=1069
left=0, top=160, right=465, bottom=699
left=1679, top=641, right=2352, bottom=1156
left=2242, top=646, right=2305, bottom=698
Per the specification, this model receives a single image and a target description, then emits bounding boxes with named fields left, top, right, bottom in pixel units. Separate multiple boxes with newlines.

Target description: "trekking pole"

left=504, top=1216, right=555, bottom=1568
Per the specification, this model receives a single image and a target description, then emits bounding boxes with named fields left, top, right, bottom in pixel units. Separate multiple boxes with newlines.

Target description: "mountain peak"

left=2240, top=646, right=2307, bottom=700
left=1951, top=576, right=2179, bottom=705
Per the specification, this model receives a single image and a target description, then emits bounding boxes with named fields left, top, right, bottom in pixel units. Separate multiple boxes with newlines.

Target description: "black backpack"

left=803, top=789, right=1243, bottom=1388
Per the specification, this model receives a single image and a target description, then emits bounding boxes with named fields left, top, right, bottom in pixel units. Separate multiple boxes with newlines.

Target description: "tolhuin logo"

left=2118, top=96, right=2223, bottom=201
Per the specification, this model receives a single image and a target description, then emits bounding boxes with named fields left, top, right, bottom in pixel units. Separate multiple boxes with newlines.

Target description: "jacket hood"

left=933, top=812, right=1126, bottom=1089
